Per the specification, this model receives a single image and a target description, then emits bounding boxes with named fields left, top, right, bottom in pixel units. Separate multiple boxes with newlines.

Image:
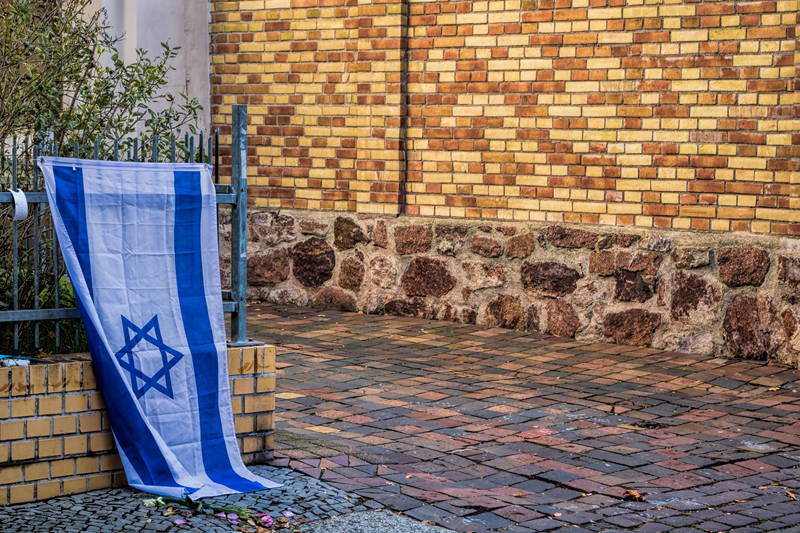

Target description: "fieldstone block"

left=395, top=225, right=433, bottom=255
left=547, top=225, right=598, bottom=249
left=384, top=297, right=431, bottom=318
left=521, top=261, right=581, bottom=297
left=368, top=255, right=398, bottom=289
left=291, top=237, right=336, bottom=287
left=334, top=217, right=368, bottom=250
left=506, top=233, right=536, bottom=259
left=723, top=296, right=784, bottom=360
left=484, top=295, right=524, bottom=330
left=672, top=247, right=711, bottom=269
left=299, top=219, right=328, bottom=236
left=670, top=271, right=719, bottom=321
left=462, top=261, right=506, bottom=290
left=436, top=225, right=470, bottom=256
left=312, top=287, right=357, bottom=312
left=470, top=235, right=503, bottom=258
left=546, top=299, right=581, bottom=338
left=614, top=270, right=653, bottom=303
left=401, top=257, right=457, bottom=297
left=604, top=309, right=661, bottom=346
left=589, top=251, right=615, bottom=276
left=372, top=220, right=388, bottom=249
left=616, top=252, right=662, bottom=277
left=718, top=247, right=770, bottom=287
left=247, top=249, right=290, bottom=286
left=339, top=256, right=365, bottom=292
left=778, top=256, right=800, bottom=288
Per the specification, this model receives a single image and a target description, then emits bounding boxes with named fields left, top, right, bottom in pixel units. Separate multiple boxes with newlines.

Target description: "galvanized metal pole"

left=229, top=105, right=256, bottom=347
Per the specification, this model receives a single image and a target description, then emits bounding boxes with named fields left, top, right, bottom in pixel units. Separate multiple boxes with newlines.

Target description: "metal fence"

left=0, top=104, right=255, bottom=353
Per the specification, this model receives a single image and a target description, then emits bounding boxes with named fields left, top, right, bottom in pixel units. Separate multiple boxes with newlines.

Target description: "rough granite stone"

left=384, top=297, right=431, bottom=318
left=312, top=287, right=357, bottom=312
left=497, top=226, right=516, bottom=236
left=616, top=252, right=663, bottom=277
left=435, top=225, right=470, bottom=256
left=718, top=247, right=770, bottom=287
left=639, top=237, right=672, bottom=252
left=250, top=212, right=297, bottom=247
left=470, top=235, right=503, bottom=258
left=614, top=270, right=653, bottom=303
left=547, top=225, right=598, bottom=249
left=546, top=299, right=581, bottom=338
left=395, top=225, right=433, bottom=255
left=248, top=248, right=291, bottom=286
left=372, top=220, right=389, bottom=249
left=402, top=257, right=457, bottom=297
left=672, top=247, right=712, bottom=269
left=526, top=305, right=541, bottom=332
left=723, top=295, right=784, bottom=360
left=339, top=256, right=365, bottom=292
left=462, top=261, right=507, bottom=290
left=369, top=255, right=398, bottom=289
left=670, top=271, right=719, bottom=320
left=300, top=219, right=329, bottom=236
left=589, top=251, right=616, bottom=276
left=521, top=261, right=581, bottom=297
left=334, top=217, right=368, bottom=250
left=783, top=309, right=797, bottom=338
left=506, top=233, right=536, bottom=260
left=778, top=256, right=800, bottom=288
left=268, top=287, right=309, bottom=307
left=291, top=237, right=336, bottom=287
left=604, top=309, right=662, bottom=346
left=484, top=295, right=525, bottom=330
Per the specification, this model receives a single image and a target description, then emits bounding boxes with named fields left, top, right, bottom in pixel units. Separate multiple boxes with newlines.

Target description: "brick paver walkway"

left=252, top=304, right=800, bottom=533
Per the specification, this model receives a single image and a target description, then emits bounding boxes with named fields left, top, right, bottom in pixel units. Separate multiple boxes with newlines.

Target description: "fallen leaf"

left=406, top=474, right=413, bottom=479
left=758, top=486, right=769, bottom=490
left=768, top=387, right=780, bottom=391
left=554, top=513, right=562, bottom=517
left=788, top=491, right=797, bottom=500
left=624, top=489, right=646, bottom=502
left=513, top=493, right=526, bottom=498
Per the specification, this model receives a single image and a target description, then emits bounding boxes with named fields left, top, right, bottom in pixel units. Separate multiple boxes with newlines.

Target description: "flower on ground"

left=174, top=519, right=187, bottom=525
left=283, top=510, right=296, bottom=518
left=254, top=513, right=274, bottom=527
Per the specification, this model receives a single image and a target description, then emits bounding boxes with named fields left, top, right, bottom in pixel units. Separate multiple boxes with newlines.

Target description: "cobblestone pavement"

left=250, top=304, right=800, bottom=533
left=0, top=465, right=381, bottom=532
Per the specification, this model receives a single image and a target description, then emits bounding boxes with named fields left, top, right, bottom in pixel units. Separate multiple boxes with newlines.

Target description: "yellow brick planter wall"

left=209, top=0, right=799, bottom=235
left=0, top=346, right=276, bottom=505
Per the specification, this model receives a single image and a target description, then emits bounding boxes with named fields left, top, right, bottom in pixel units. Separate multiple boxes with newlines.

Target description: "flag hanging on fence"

left=38, top=157, right=280, bottom=499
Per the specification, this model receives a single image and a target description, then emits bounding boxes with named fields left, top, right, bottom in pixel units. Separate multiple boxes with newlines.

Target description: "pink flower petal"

left=283, top=510, right=296, bottom=518
left=174, top=519, right=187, bottom=525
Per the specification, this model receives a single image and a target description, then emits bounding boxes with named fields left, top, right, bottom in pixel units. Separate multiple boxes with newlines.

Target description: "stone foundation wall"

left=0, top=346, right=275, bottom=505
left=226, top=209, right=800, bottom=366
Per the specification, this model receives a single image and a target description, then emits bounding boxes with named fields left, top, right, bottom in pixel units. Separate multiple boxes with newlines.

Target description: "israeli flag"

left=38, top=157, right=280, bottom=498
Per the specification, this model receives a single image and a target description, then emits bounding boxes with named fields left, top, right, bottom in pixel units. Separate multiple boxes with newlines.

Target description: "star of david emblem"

left=115, top=315, right=184, bottom=399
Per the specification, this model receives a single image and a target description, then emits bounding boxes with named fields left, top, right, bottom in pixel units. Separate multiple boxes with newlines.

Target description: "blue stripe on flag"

left=173, top=171, right=265, bottom=491
left=53, top=165, right=184, bottom=491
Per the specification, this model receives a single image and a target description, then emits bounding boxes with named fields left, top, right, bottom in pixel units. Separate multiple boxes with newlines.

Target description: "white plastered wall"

left=88, top=0, right=211, bottom=132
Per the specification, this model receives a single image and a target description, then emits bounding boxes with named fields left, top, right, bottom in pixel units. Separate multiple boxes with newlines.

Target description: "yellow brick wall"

left=0, top=346, right=275, bottom=505
left=210, top=0, right=800, bottom=235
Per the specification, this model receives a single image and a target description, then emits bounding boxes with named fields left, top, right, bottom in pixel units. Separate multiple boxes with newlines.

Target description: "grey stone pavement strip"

left=298, top=511, right=451, bottom=533
left=0, top=465, right=383, bottom=532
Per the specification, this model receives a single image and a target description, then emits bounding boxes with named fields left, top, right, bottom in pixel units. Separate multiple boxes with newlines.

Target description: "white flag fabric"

left=38, top=157, right=280, bottom=498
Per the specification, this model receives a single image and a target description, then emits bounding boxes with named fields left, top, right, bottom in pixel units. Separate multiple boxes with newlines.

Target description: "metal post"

left=229, top=105, right=257, bottom=347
